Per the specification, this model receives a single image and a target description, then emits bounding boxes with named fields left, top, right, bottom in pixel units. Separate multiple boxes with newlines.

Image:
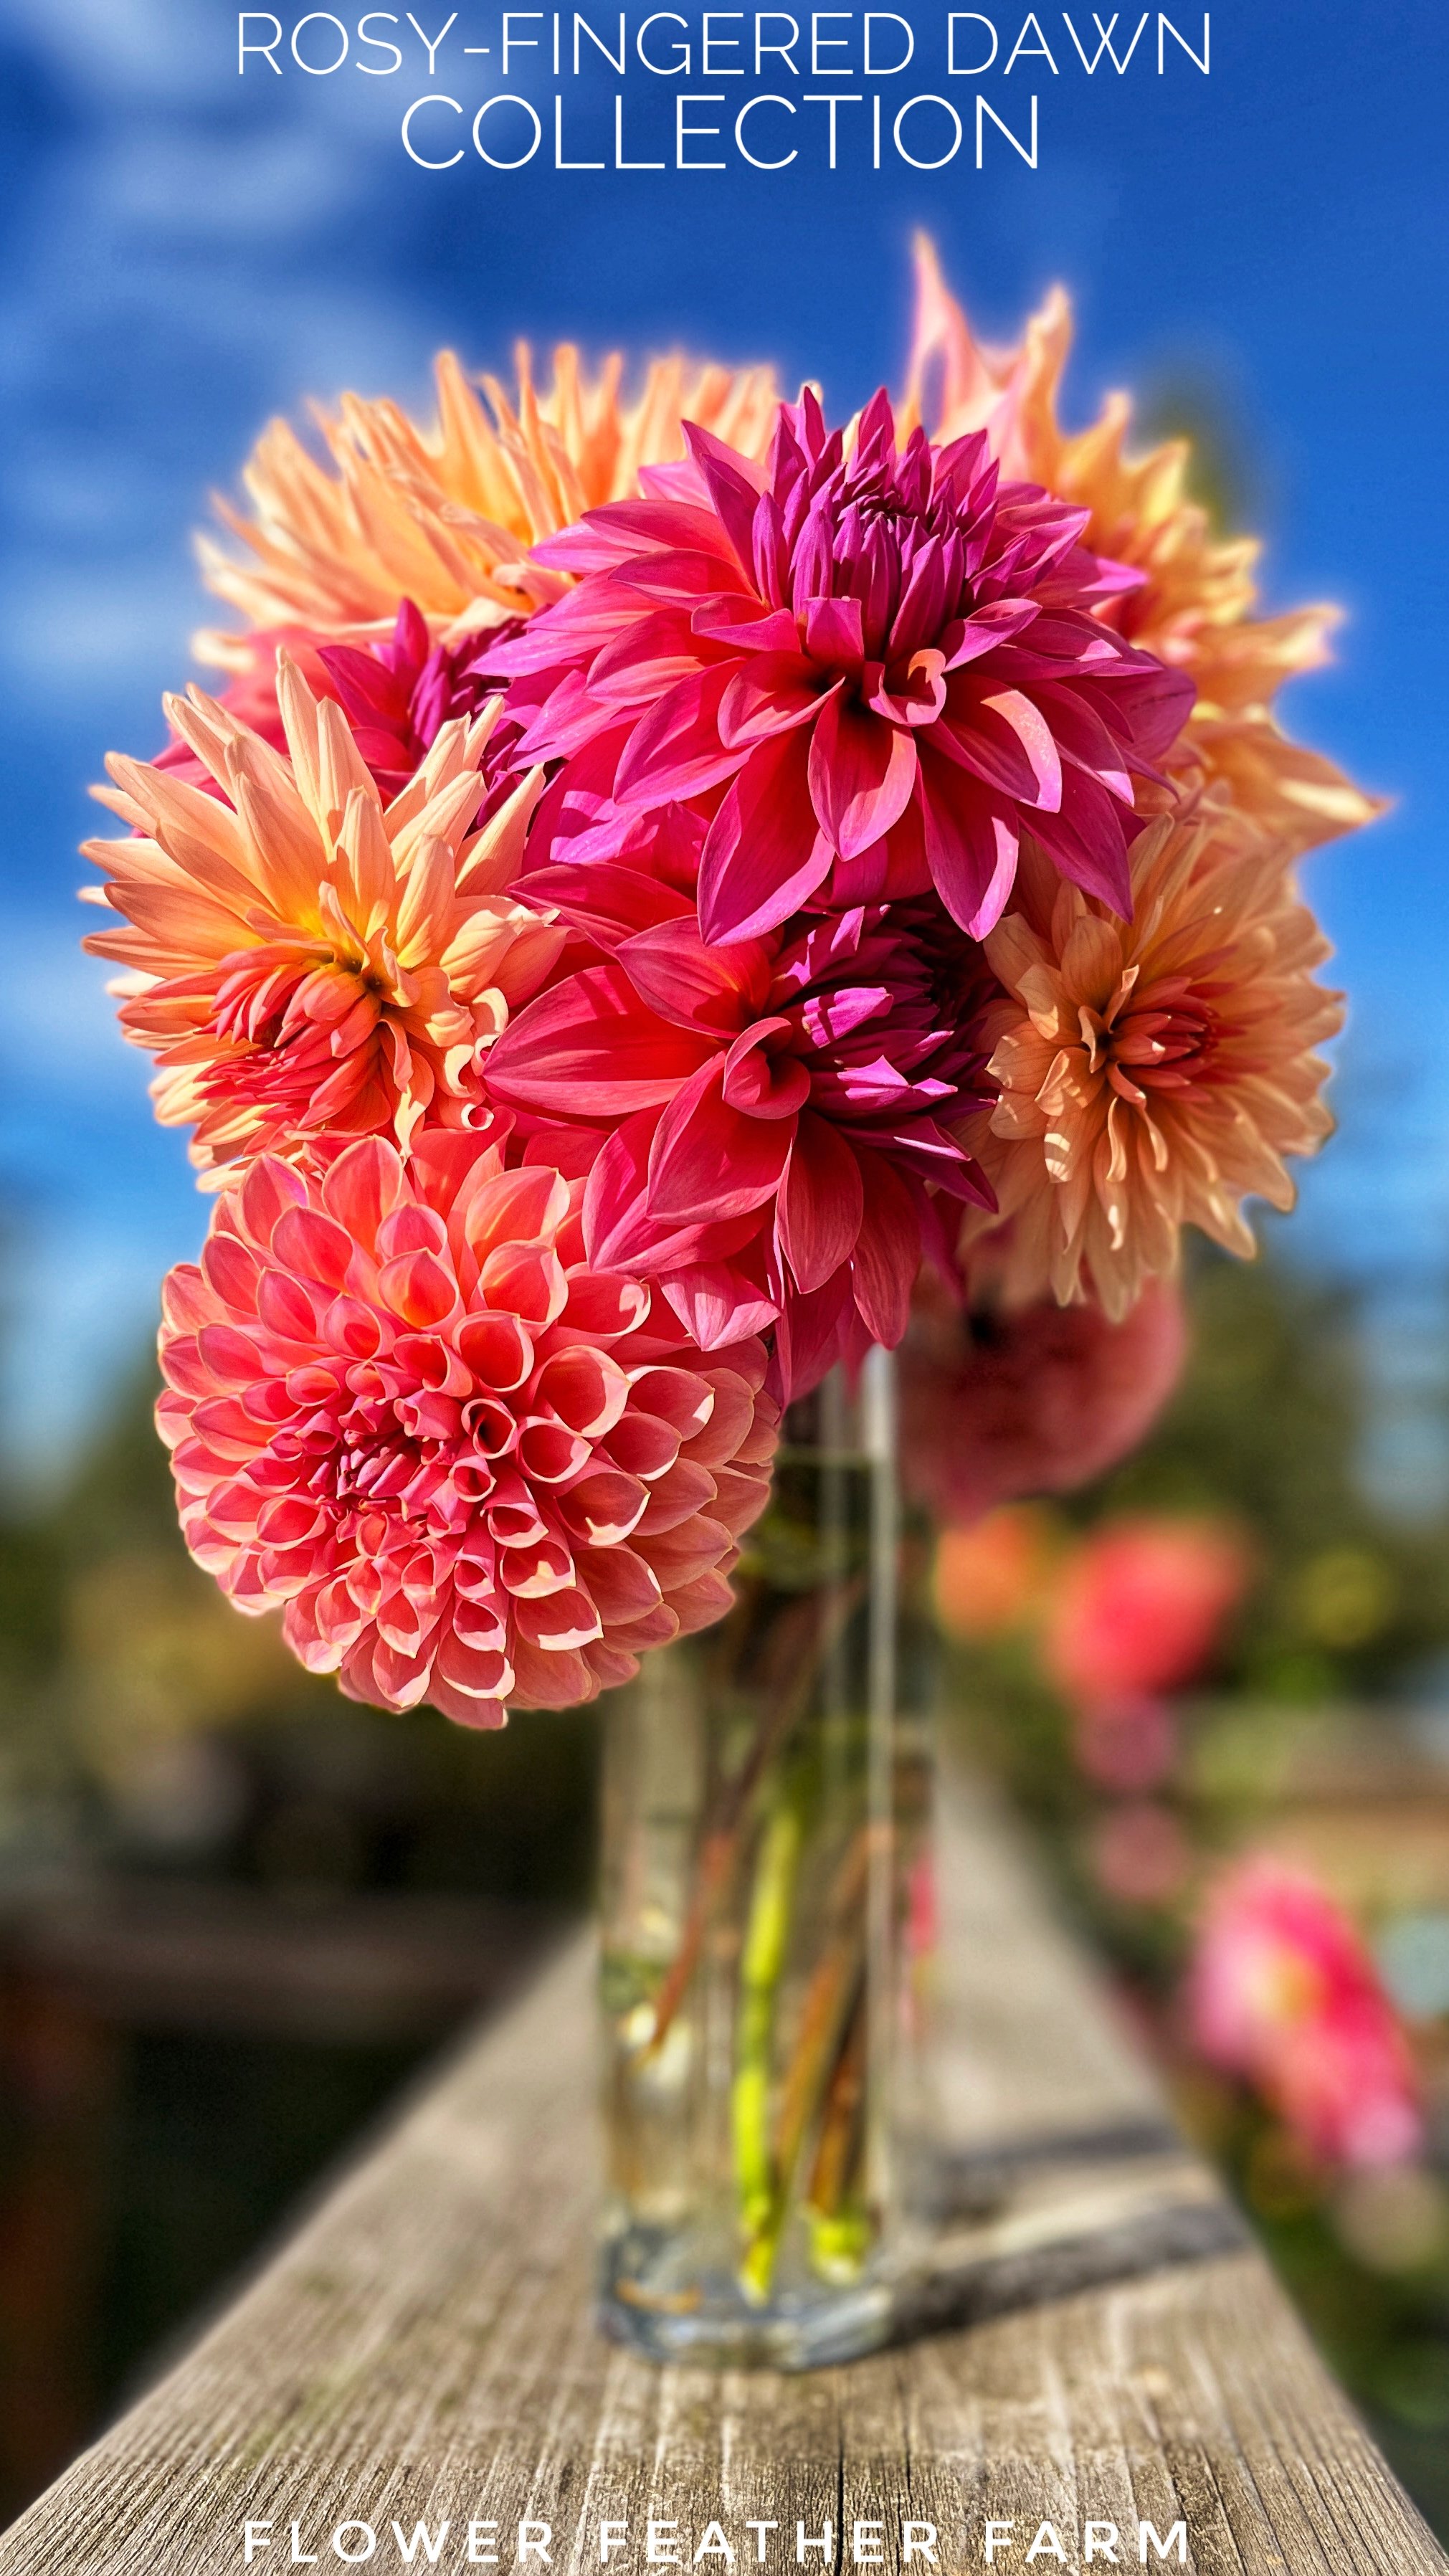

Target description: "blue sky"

left=1, top=0, right=1447, bottom=1493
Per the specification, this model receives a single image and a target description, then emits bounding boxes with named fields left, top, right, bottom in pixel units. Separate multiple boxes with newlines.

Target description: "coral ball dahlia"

left=158, top=1134, right=779, bottom=1727
left=490, top=389, right=1195, bottom=945
left=82, top=657, right=563, bottom=1179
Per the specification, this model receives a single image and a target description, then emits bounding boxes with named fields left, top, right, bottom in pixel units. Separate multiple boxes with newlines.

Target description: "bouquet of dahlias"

left=80, top=246, right=1372, bottom=2359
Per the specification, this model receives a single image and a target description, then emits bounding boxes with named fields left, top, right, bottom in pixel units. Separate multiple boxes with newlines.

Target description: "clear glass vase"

left=597, top=1347, right=936, bottom=2367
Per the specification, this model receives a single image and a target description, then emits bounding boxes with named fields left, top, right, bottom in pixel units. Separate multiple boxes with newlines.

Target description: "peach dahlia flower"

left=82, top=658, right=564, bottom=1181
left=197, top=342, right=781, bottom=650
left=158, top=1135, right=779, bottom=1727
left=903, top=239, right=1381, bottom=859
left=957, top=819, right=1343, bottom=1317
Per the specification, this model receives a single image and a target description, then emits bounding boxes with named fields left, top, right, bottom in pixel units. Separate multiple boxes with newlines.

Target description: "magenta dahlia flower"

left=485, top=873, right=995, bottom=1389
left=488, top=389, right=1194, bottom=944
left=157, top=1131, right=778, bottom=1727
left=156, top=601, right=521, bottom=807
left=1188, top=1859, right=1422, bottom=2169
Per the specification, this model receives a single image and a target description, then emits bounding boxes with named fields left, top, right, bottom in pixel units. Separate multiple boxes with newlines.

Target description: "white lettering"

left=358, top=11, right=404, bottom=70
left=804, top=87, right=860, bottom=159
left=391, top=2526, right=450, bottom=2568
left=291, top=11, right=349, bottom=70
left=985, top=2527, right=1016, bottom=2565
left=402, top=91, right=463, bottom=161
left=977, top=87, right=1037, bottom=159
left=702, top=11, right=745, bottom=67
left=245, top=2528, right=274, bottom=2567
left=519, top=2527, right=553, bottom=2565
left=676, top=92, right=726, bottom=161
left=575, top=11, right=627, bottom=68
left=903, top=2529, right=937, bottom=2568
left=1061, top=9, right=1147, bottom=68
left=736, top=91, right=795, bottom=161
left=1085, top=2529, right=1121, bottom=2565
left=947, top=12, right=997, bottom=70
left=1139, top=2529, right=1187, bottom=2567
left=637, top=9, right=690, bottom=66
left=331, top=2533, right=376, bottom=2567
left=1027, top=2532, right=1068, bottom=2566
left=863, top=11, right=911, bottom=67
left=238, top=13, right=283, bottom=70
left=754, top=9, right=799, bottom=69
left=1004, top=11, right=1057, bottom=68
left=893, top=90, right=961, bottom=162
left=406, top=10, right=457, bottom=70
left=695, top=2527, right=736, bottom=2565
left=468, top=2527, right=500, bottom=2565
left=1157, top=11, right=1207, bottom=67
left=810, top=9, right=851, bottom=70
left=852, top=2527, right=885, bottom=2566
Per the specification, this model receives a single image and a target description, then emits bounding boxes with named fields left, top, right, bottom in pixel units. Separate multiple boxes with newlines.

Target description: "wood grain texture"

left=1, top=1777, right=1441, bottom=2576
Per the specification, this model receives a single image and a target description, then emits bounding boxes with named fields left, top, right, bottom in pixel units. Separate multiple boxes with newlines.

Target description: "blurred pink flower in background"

left=1187, top=1858, right=1422, bottom=2167
left=1044, top=1512, right=1250, bottom=1707
left=1073, top=1694, right=1179, bottom=1793
left=901, top=1277, right=1187, bottom=1529
left=1089, top=1802, right=1193, bottom=1908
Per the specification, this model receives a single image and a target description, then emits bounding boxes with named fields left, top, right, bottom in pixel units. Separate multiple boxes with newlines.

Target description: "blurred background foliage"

left=2, top=1230, right=1449, bottom=2526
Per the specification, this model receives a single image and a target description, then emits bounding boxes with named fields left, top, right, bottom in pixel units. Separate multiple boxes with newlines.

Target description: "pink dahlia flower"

left=157, top=1133, right=778, bottom=1727
left=488, top=389, right=1194, bottom=945
left=1188, top=1858, right=1422, bottom=2168
left=900, top=1276, right=1187, bottom=1529
left=155, top=602, right=523, bottom=809
left=1043, top=1513, right=1249, bottom=1707
left=485, top=878, right=995, bottom=1389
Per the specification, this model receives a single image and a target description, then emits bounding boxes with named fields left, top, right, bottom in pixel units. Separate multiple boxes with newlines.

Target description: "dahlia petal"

left=376, top=1249, right=460, bottom=1329
left=1025, top=771, right=1134, bottom=916
left=698, top=730, right=832, bottom=946
left=618, top=916, right=774, bottom=1037
left=646, top=1058, right=792, bottom=1223
left=320, top=1137, right=408, bottom=1253
left=635, top=1458, right=721, bottom=1535
left=850, top=1154, right=921, bottom=1348
left=807, top=693, right=918, bottom=860
left=660, top=1266, right=780, bottom=1351
left=667, top=1569, right=738, bottom=1636
left=776, top=1114, right=865, bottom=1293
left=718, top=653, right=830, bottom=750
left=804, top=594, right=865, bottom=669
left=936, top=680, right=1062, bottom=809
left=488, top=963, right=714, bottom=1118
left=614, top=662, right=742, bottom=808
left=916, top=748, right=1022, bottom=938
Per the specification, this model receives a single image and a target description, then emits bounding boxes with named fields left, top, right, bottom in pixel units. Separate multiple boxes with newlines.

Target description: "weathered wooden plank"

left=0, top=1779, right=1441, bottom=2576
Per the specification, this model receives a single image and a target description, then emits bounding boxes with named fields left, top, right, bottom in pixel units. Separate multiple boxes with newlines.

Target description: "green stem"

left=732, top=1788, right=803, bottom=2301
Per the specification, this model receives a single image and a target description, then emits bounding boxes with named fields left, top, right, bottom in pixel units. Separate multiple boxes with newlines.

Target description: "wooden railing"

left=1, top=1775, right=1443, bottom=2576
